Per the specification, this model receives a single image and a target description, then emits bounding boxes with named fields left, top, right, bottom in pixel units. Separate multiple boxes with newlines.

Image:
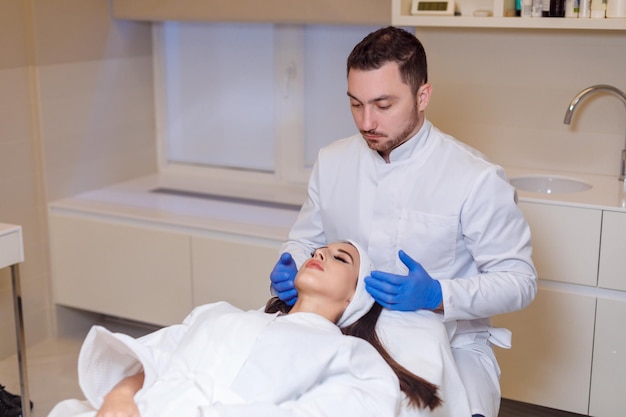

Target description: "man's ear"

left=417, top=83, right=432, bottom=111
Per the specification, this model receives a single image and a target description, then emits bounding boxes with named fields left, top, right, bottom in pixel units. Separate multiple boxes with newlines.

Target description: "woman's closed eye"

left=334, top=255, right=349, bottom=263
left=333, top=248, right=354, bottom=265
left=311, top=245, right=355, bottom=265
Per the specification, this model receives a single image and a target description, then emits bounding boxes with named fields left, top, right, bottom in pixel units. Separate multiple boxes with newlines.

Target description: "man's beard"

left=362, top=106, right=420, bottom=155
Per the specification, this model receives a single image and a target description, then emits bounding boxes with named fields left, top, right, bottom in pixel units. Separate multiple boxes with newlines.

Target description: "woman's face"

left=295, top=242, right=361, bottom=304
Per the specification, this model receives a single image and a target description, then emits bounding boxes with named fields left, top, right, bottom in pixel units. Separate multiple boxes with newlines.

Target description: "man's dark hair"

left=347, top=26, right=428, bottom=95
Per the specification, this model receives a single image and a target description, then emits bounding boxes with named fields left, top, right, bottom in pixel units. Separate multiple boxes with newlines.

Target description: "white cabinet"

left=49, top=213, right=193, bottom=326
left=111, top=0, right=390, bottom=25
left=598, top=210, right=626, bottom=292
left=519, top=201, right=601, bottom=286
left=49, top=211, right=285, bottom=327
left=496, top=200, right=600, bottom=413
left=191, top=235, right=281, bottom=310
left=589, top=211, right=626, bottom=417
left=494, top=201, right=626, bottom=415
left=493, top=287, right=596, bottom=414
left=590, top=296, right=626, bottom=417
left=591, top=211, right=626, bottom=416
left=392, top=0, right=626, bottom=29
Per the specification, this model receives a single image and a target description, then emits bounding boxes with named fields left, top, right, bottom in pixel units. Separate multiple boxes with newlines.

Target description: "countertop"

left=48, top=167, right=626, bottom=241
left=48, top=174, right=301, bottom=241
left=505, top=166, right=626, bottom=212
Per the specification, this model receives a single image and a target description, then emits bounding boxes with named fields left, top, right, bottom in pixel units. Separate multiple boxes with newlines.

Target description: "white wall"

left=419, top=28, right=626, bottom=178
left=0, top=0, right=157, bottom=359
left=161, top=25, right=626, bottom=179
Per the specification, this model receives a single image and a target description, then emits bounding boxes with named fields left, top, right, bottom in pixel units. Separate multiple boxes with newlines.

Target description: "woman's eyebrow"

left=337, top=248, right=355, bottom=263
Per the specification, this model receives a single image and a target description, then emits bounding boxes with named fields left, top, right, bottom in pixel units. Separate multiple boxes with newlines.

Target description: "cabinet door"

left=598, top=211, right=626, bottom=291
left=49, top=213, right=193, bottom=326
left=519, top=202, right=601, bottom=286
left=112, top=0, right=390, bottom=25
left=492, top=286, right=596, bottom=415
left=589, top=297, right=626, bottom=417
left=191, top=235, right=281, bottom=310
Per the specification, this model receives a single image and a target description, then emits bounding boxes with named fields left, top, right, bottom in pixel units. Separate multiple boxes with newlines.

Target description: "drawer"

left=520, top=202, right=601, bottom=286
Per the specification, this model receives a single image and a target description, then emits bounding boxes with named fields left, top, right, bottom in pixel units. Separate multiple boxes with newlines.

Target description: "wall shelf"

left=393, top=0, right=626, bottom=30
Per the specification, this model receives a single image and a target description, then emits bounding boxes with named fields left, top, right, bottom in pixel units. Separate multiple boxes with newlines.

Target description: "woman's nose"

left=314, top=249, right=327, bottom=261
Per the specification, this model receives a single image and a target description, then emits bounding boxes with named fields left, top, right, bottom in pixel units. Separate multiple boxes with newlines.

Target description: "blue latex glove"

left=365, top=250, right=442, bottom=311
left=270, top=252, right=298, bottom=306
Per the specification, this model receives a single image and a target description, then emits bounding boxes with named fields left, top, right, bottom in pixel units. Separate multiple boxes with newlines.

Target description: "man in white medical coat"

left=270, top=26, right=537, bottom=417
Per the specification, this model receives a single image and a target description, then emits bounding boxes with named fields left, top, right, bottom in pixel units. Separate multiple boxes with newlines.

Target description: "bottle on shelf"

left=532, top=0, right=544, bottom=15
left=590, top=0, right=607, bottom=16
left=565, top=0, right=580, bottom=16
left=579, top=0, right=592, bottom=15
left=550, top=0, right=566, bottom=15
left=606, top=0, right=626, bottom=16
left=521, top=0, right=533, bottom=15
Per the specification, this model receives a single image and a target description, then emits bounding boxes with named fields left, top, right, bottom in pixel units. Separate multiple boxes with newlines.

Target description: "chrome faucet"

left=564, top=84, right=626, bottom=181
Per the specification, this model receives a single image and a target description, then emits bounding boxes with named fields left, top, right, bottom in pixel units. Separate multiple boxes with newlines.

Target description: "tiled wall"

left=33, top=0, right=157, bottom=201
left=420, top=28, right=626, bottom=177
left=0, top=0, right=156, bottom=359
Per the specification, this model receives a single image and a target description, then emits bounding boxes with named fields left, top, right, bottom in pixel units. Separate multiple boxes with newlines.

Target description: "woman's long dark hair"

left=265, top=297, right=442, bottom=410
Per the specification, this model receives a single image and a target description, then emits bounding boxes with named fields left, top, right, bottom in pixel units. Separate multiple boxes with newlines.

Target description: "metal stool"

left=0, top=224, right=31, bottom=417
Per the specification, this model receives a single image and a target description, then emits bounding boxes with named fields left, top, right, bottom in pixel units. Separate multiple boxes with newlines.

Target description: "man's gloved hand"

left=365, top=250, right=442, bottom=311
left=270, top=252, right=298, bottom=306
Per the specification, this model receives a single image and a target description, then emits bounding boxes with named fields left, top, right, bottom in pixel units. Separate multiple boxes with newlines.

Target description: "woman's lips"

left=306, top=260, right=324, bottom=271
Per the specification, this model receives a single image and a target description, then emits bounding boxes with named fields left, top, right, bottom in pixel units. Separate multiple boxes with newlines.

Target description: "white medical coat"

left=282, top=120, right=536, bottom=338
left=280, top=120, right=537, bottom=415
left=47, top=302, right=401, bottom=417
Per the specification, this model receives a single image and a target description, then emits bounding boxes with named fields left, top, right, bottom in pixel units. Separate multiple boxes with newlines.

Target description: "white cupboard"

left=49, top=212, right=285, bottom=327
left=598, top=210, right=626, bottom=292
left=191, top=235, right=281, bottom=310
left=494, top=202, right=626, bottom=416
left=111, top=0, right=390, bottom=25
left=49, top=213, right=193, bottom=326
left=589, top=297, right=626, bottom=417
left=493, top=287, right=596, bottom=414
left=519, top=202, right=601, bottom=287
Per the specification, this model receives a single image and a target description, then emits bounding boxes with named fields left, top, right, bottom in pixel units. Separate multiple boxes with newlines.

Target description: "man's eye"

left=378, top=104, right=391, bottom=110
left=350, top=102, right=362, bottom=108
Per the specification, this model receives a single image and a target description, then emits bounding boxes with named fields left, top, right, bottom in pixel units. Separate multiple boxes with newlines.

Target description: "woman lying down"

left=48, top=240, right=443, bottom=417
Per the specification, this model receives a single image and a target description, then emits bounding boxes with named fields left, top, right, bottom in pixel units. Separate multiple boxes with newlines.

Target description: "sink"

left=510, top=175, right=592, bottom=194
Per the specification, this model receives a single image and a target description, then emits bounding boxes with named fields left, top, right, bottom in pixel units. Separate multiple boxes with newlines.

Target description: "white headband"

left=336, top=240, right=376, bottom=328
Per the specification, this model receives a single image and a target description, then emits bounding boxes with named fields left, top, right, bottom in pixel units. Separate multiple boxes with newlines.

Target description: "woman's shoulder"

left=182, top=301, right=253, bottom=325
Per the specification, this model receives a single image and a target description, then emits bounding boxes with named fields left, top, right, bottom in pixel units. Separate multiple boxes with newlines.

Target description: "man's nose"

left=361, top=107, right=377, bottom=131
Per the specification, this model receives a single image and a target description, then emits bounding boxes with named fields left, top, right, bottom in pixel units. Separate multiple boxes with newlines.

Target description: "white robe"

left=48, top=302, right=401, bottom=417
left=376, top=310, right=471, bottom=417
